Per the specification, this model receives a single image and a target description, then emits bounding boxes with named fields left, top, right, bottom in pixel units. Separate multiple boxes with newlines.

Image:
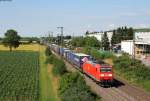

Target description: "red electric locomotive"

left=82, top=60, right=113, bottom=84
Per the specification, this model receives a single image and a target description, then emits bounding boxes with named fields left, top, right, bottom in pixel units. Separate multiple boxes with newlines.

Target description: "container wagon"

left=70, top=53, right=91, bottom=69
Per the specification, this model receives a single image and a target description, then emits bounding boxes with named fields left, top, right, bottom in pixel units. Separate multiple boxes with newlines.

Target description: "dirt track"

left=52, top=51, right=150, bottom=101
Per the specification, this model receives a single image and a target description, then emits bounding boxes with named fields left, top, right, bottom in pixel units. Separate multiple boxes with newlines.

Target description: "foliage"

left=113, top=54, right=150, bottom=91
left=2, top=29, right=21, bottom=51
left=20, top=37, right=40, bottom=44
left=52, top=58, right=67, bottom=76
left=84, top=48, right=114, bottom=60
left=45, top=55, right=57, bottom=64
left=84, top=36, right=101, bottom=47
left=45, top=52, right=66, bottom=76
left=111, top=26, right=134, bottom=45
left=101, top=32, right=110, bottom=50
left=71, top=36, right=101, bottom=48
left=45, top=46, right=52, bottom=56
left=71, top=36, right=85, bottom=47
left=85, top=30, right=90, bottom=35
left=59, top=72, right=100, bottom=101
left=0, top=51, right=39, bottom=101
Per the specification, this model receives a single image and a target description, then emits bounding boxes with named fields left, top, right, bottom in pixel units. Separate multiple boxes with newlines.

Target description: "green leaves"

left=71, top=36, right=101, bottom=48
left=59, top=73, right=99, bottom=101
left=45, top=46, right=52, bottom=56
left=2, top=29, right=21, bottom=51
left=101, top=32, right=110, bottom=50
left=113, top=54, right=150, bottom=91
left=0, top=51, right=39, bottom=101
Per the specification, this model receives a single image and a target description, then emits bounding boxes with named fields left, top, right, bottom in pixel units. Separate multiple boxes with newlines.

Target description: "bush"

left=45, top=55, right=57, bottom=64
left=45, top=46, right=52, bottom=56
left=52, top=59, right=67, bottom=76
left=113, top=54, right=150, bottom=91
left=90, top=48, right=114, bottom=60
left=59, top=72, right=100, bottom=101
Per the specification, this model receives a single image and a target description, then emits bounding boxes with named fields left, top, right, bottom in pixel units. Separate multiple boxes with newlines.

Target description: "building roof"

left=74, top=53, right=90, bottom=56
left=121, top=40, right=150, bottom=45
left=134, top=28, right=150, bottom=32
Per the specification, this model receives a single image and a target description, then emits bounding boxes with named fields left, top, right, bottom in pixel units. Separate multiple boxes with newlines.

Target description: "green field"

left=0, top=51, right=39, bottom=101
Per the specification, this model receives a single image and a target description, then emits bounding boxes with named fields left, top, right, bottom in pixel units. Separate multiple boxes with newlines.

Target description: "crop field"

left=0, top=44, right=39, bottom=51
left=0, top=51, right=39, bottom=101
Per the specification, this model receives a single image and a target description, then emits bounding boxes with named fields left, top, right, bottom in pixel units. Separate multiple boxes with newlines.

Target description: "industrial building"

left=86, top=31, right=113, bottom=44
left=121, top=30, right=150, bottom=58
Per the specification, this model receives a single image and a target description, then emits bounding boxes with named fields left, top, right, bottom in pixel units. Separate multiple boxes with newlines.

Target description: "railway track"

left=52, top=51, right=150, bottom=101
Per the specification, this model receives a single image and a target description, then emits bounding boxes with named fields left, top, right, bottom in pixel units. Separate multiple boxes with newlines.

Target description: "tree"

left=85, top=30, right=90, bottom=35
left=101, top=32, right=110, bottom=50
left=84, top=36, right=101, bottom=48
left=2, top=29, right=21, bottom=51
left=45, top=46, right=52, bottom=56
left=111, top=30, right=120, bottom=46
left=127, top=27, right=134, bottom=40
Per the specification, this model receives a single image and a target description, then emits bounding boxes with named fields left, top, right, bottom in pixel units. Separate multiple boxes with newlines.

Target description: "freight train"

left=50, top=44, right=113, bottom=84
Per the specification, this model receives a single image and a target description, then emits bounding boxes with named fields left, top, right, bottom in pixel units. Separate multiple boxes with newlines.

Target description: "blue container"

left=64, top=49, right=71, bottom=58
left=59, top=47, right=64, bottom=56
left=70, top=53, right=91, bottom=68
left=67, top=51, right=74, bottom=62
left=59, top=47, right=69, bottom=57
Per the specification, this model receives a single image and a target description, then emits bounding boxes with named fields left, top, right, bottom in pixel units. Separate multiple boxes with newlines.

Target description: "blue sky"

left=0, top=0, right=150, bottom=37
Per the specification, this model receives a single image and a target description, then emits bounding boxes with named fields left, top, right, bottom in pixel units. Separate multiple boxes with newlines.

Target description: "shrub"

left=90, top=48, right=114, bottom=60
left=113, top=54, right=150, bottom=91
left=59, top=72, right=100, bottom=101
left=45, top=55, right=57, bottom=64
left=52, top=59, right=67, bottom=76
left=45, top=46, right=52, bottom=56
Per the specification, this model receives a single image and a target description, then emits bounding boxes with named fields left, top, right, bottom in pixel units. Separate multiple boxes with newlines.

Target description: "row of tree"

left=111, top=26, right=134, bottom=46
left=71, top=36, right=101, bottom=48
left=71, top=35, right=110, bottom=50
left=84, top=26, right=134, bottom=50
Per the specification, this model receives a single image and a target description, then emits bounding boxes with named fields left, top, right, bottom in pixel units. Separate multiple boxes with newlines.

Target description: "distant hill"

left=134, top=28, right=150, bottom=32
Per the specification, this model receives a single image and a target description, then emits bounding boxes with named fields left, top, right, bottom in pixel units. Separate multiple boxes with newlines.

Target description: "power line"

left=57, top=27, right=64, bottom=46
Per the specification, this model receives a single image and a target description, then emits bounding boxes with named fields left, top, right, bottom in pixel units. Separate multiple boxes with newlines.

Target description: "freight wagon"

left=59, top=47, right=69, bottom=56
left=70, top=53, right=91, bottom=69
left=50, top=44, right=114, bottom=85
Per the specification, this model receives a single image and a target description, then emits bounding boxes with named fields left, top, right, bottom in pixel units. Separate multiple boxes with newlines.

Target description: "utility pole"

left=57, top=27, right=64, bottom=46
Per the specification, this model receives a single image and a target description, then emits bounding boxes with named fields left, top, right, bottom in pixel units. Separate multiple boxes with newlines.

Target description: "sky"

left=0, top=0, right=150, bottom=37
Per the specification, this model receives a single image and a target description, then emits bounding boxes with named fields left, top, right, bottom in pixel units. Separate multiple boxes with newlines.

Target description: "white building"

left=121, top=40, right=150, bottom=56
left=121, top=40, right=134, bottom=55
left=86, top=31, right=113, bottom=43
left=135, top=32, right=150, bottom=44
left=87, top=32, right=103, bottom=42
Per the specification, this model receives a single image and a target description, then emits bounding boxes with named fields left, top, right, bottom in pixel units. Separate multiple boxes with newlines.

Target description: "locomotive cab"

left=99, top=65, right=113, bottom=84
left=83, top=60, right=113, bottom=85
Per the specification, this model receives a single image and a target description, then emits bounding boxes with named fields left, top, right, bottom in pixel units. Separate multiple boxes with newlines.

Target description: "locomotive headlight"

left=108, top=74, right=112, bottom=77
left=100, top=74, right=104, bottom=77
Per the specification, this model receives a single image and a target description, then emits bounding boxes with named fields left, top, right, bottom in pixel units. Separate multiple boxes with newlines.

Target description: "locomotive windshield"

left=100, top=67, right=111, bottom=72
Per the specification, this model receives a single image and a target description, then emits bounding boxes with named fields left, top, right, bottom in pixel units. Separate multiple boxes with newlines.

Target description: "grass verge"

left=39, top=45, right=58, bottom=101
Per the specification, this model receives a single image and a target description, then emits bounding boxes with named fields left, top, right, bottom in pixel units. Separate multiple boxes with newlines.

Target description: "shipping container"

left=64, top=49, right=71, bottom=58
left=70, top=53, right=91, bottom=68
left=66, top=51, right=74, bottom=62
left=59, top=47, right=69, bottom=56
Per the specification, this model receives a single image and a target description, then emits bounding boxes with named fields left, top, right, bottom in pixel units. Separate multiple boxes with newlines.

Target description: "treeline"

left=21, top=37, right=40, bottom=43
left=111, top=26, right=133, bottom=46
left=71, top=36, right=101, bottom=48
left=45, top=47, right=100, bottom=101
